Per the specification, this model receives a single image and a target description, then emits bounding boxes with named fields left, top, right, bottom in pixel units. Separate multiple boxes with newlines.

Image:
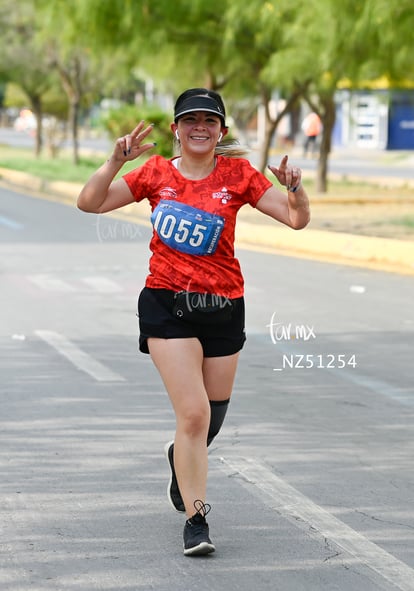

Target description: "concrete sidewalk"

left=1, top=166, right=414, bottom=276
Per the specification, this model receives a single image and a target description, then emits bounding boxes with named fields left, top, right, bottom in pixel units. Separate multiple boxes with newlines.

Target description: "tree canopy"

left=1, top=0, right=412, bottom=189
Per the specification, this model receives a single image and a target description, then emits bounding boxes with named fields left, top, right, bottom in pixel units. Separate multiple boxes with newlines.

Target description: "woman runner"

left=77, top=88, right=310, bottom=556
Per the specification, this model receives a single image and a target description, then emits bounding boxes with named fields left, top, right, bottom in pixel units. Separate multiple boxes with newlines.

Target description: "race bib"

left=151, top=200, right=225, bottom=255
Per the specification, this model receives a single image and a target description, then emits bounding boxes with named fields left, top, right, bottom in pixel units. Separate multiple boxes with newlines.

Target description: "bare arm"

left=256, top=155, right=310, bottom=230
left=77, top=121, right=156, bottom=214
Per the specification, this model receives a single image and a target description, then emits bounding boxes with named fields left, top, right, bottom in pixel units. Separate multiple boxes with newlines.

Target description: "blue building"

left=334, top=88, right=414, bottom=150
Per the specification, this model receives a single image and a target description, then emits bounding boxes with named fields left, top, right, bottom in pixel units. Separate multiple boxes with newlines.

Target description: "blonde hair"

left=173, top=138, right=249, bottom=158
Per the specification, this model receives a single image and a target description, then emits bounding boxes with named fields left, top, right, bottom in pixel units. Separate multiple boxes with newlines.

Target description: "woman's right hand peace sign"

left=113, top=121, right=156, bottom=162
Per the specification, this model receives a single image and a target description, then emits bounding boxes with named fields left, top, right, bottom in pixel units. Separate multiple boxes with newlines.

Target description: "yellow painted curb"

left=235, top=220, right=414, bottom=275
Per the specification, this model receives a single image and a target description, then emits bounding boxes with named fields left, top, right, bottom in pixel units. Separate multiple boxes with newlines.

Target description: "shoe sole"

left=183, top=542, right=216, bottom=556
left=164, top=440, right=186, bottom=513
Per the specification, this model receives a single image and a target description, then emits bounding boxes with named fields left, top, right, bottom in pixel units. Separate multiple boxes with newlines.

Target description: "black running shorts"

left=137, top=287, right=246, bottom=357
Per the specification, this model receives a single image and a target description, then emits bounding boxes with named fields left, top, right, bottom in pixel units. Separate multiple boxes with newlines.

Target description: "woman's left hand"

left=268, top=155, right=302, bottom=191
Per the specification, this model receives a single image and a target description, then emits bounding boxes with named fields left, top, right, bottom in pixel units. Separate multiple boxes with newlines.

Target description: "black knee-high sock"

left=207, top=399, right=230, bottom=446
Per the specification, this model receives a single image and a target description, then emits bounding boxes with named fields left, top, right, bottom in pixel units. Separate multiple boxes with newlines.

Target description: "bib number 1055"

left=153, top=213, right=206, bottom=246
left=151, top=200, right=225, bottom=256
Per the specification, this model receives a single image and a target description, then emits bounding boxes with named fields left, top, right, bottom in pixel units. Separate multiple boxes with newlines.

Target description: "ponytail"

left=173, top=138, right=249, bottom=158
left=214, top=139, right=250, bottom=158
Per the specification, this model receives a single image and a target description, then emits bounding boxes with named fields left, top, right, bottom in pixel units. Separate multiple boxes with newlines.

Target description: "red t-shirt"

left=123, top=154, right=272, bottom=298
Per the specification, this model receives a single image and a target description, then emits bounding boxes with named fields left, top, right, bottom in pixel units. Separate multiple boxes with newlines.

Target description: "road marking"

left=82, top=276, right=123, bottom=293
left=331, top=369, right=413, bottom=407
left=28, top=274, right=76, bottom=292
left=271, top=340, right=413, bottom=407
left=27, top=274, right=125, bottom=294
left=219, top=456, right=414, bottom=591
left=0, top=214, right=24, bottom=230
left=35, top=330, right=125, bottom=382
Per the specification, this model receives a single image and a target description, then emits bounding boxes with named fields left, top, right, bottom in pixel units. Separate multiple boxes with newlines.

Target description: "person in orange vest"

left=301, top=112, right=322, bottom=157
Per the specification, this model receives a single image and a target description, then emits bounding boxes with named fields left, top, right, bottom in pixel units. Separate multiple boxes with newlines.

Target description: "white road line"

left=272, top=341, right=413, bottom=407
left=331, top=369, right=413, bottom=407
left=35, top=330, right=125, bottom=382
left=219, top=456, right=414, bottom=591
left=28, top=274, right=76, bottom=292
left=0, top=214, right=24, bottom=230
left=82, top=276, right=123, bottom=293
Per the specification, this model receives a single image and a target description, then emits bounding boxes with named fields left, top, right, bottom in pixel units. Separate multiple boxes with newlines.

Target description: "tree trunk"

left=30, top=95, right=43, bottom=157
left=316, top=152, right=328, bottom=193
left=258, top=84, right=308, bottom=174
left=54, top=55, right=82, bottom=166
left=258, top=118, right=277, bottom=173
left=316, top=94, right=336, bottom=193
left=69, top=99, right=80, bottom=165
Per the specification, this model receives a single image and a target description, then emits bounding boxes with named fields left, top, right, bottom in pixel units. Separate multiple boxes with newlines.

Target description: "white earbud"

left=175, top=130, right=180, bottom=141
left=218, top=133, right=223, bottom=142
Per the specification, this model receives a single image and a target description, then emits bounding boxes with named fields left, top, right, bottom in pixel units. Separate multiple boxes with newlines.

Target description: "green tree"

left=221, top=1, right=312, bottom=172
left=354, top=0, right=414, bottom=84
left=101, top=104, right=173, bottom=157
left=296, top=0, right=414, bottom=192
left=0, top=0, right=57, bottom=155
left=32, top=0, right=142, bottom=163
left=72, top=0, right=311, bottom=173
left=270, top=0, right=375, bottom=192
left=5, top=0, right=411, bottom=185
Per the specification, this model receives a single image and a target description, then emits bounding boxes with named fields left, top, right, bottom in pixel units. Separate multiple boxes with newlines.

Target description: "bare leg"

left=202, top=352, right=240, bottom=402
left=148, top=337, right=210, bottom=516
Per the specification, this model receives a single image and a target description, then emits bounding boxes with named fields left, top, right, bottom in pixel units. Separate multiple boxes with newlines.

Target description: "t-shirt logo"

left=159, top=187, right=178, bottom=199
left=212, top=187, right=232, bottom=204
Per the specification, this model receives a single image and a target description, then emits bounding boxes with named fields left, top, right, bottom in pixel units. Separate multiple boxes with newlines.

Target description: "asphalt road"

left=1, top=185, right=414, bottom=591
